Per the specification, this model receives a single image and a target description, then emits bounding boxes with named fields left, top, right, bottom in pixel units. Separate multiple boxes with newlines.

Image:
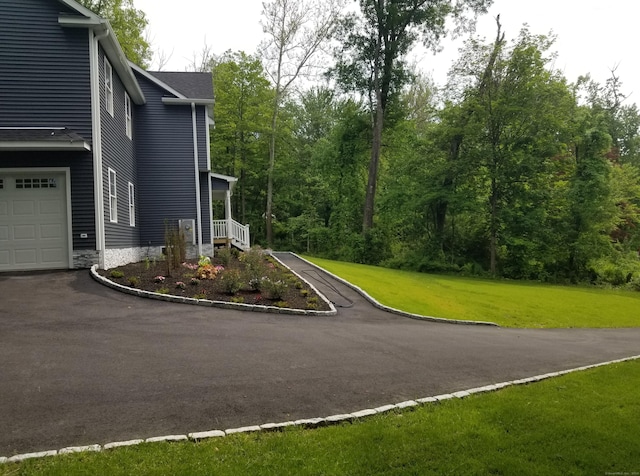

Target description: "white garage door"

left=0, top=172, right=70, bottom=271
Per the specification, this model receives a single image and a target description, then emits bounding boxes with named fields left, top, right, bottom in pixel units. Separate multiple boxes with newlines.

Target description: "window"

left=0, top=179, right=3, bottom=189
left=104, top=58, right=113, bottom=116
left=128, top=182, right=135, bottom=227
left=15, top=178, right=57, bottom=189
left=125, top=92, right=132, bottom=139
left=108, top=168, right=117, bottom=223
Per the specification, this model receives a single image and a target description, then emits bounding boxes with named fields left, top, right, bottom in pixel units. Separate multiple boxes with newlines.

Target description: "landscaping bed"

left=98, top=249, right=330, bottom=312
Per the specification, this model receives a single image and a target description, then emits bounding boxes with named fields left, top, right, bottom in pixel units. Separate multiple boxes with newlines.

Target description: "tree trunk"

left=489, top=176, right=498, bottom=275
left=363, top=93, right=384, bottom=232
left=266, top=94, right=279, bottom=247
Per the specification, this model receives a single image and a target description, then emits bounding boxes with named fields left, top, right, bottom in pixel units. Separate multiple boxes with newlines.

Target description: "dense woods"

left=125, top=0, right=640, bottom=285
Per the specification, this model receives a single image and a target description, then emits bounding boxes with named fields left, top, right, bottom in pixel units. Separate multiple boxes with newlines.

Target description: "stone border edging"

left=286, top=253, right=499, bottom=326
left=3, top=355, right=638, bottom=464
left=90, top=260, right=337, bottom=317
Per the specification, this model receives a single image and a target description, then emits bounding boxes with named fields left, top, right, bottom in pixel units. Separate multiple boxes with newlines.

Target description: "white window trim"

left=104, top=58, right=114, bottom=117
left=125, top=92, right=132, bottom=139
left=128, top=182, right=135, bottom=227
left=108, top=168, right=117, bottom=223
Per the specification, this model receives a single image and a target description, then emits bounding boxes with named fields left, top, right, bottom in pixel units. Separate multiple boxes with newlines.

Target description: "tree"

left=260, top=0, right=344, bottom=247
left=332, top=0, right=493, bottom=233
left=78, top=0, right=151, bottom=67
left=210, top=51, right=273, bottom=225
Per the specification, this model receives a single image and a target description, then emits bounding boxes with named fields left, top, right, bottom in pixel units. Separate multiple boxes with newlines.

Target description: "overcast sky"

left=136, top=0, right=638, bottom=97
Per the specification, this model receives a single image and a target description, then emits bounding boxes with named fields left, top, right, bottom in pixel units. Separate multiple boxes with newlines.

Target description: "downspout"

left=90, top=26, right=109, bottom=268
left=191, top=103, right=203, bottom=256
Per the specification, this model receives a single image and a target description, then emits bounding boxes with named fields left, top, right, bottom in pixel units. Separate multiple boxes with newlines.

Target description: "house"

left=0, top=0, right=248, bottom=272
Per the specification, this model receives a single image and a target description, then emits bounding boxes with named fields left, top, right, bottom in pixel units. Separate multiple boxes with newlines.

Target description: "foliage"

left=76, top=0, right=151, bottom=67
left=261, top=274, right=289, bottom=300
left=109, top=270, right=124, bottom=279
left=8, top=361, right=640, bottom=475
left=219, top=269, right=243, bottom=295
left=164, top=222, right=186, bottom=277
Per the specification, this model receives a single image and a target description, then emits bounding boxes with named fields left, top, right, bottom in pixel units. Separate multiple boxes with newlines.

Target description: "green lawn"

left=303, top=256, right=640, bottom=328
left=4, top=360, right=639, bottom=475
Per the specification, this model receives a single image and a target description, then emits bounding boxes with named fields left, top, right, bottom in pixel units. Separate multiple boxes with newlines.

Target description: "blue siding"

left=197, top=108, right=209, bottom=171
left=99, top=47, right=140, bottom=248
left=134, top=72, right=199, bottom=245
left=0, top=0, right=95, bottom=251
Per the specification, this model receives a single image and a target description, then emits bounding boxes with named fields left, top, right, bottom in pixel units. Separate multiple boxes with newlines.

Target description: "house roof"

left=0, top=128, right=91, bottom=151
left=148, top=72, right=214, bottom=100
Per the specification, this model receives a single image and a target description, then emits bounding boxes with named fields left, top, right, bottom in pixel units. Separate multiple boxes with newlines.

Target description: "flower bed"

left=98, top=249, right=330, bottom=311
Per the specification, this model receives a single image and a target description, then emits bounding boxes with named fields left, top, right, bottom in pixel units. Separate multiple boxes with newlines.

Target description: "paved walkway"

left=1, top=255, right=639, bottom=456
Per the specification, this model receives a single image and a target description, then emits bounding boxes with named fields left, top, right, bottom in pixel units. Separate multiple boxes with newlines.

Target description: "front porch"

left=212, top=219, right=250, bottom=250
left=210, top=172, right=250, bottom=251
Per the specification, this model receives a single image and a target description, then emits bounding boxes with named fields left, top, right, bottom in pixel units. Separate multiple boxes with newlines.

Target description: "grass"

left=4, top=359, right=639, bottom=475
left=303, top=256, right=640, bottom=328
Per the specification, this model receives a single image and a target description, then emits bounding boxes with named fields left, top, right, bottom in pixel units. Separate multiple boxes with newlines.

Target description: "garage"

left=0, top=170, right=71, bottom=271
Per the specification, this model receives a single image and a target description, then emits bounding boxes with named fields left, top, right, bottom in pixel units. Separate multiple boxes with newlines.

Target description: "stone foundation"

left=73, top=250, right=101, bottom=269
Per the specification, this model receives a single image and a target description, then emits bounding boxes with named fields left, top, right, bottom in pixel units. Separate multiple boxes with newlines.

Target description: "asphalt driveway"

left=1, top=254, right=639, bottom=456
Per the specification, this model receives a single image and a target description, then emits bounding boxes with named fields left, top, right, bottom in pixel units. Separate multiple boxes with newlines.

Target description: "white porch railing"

left=212, top=219, right=250, bottom=250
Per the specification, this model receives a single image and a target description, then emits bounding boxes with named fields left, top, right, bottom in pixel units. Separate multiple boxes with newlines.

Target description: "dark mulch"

left=98, top=253, right=330, bottom=311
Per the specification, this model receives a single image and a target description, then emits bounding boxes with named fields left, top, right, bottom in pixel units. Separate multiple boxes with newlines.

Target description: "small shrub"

left=230, top=296, right=245, bottom=304
left=143, top=257, right=151, bottom=270
left=156, top=287, right=170, bottom=294
left=127, top=276, right=140, bottom=287
left=219, top=269, right=243, bottom=295
left=193, top=292, right=207, bottom=299
left=300, top=289, right=310, bottom=297
left=216, top=247, right=232, bottom=267
left=109, top=270, right=124, bottom=279
left=306, top=302, right=318, bottom=310
left=262, top=275, right=288, bottom=300
left=190, top=277, right=200, bottom=286
left=164, top=221, right=186, bottom=276
left=295, top=280, right=304, bottom=289
left=197, top=264, right=217, bottom=280
left=275, top=301, right=289, bottom=308
left=306, top=296, right=318, bottom=305
left=198, top=255, right=211, bottom=267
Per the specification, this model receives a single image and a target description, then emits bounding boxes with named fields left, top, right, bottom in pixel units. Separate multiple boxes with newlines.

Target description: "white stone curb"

left=224, top=426, right=262, bottom=435
left=103, top=439, right=144, bottom=450
left=91, top=263, right=338, bottom=317
left=59, top=444, right=101, bottom=455
left=145, top=435, right=188, bottom=443
left=188, top=430, right=225, bottom=441
left=288, top=253, right=499, bottom=326
left=2, top=354, right=639, bottom=465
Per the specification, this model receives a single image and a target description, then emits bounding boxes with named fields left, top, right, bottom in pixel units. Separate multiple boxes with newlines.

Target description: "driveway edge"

left=3, top=355, right=638, bottom=464
left=283, top=253, right=499, bottom=326
left=90, top=264, right=337, bottom=317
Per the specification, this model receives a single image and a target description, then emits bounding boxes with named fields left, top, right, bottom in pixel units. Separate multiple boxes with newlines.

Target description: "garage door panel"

left=40, top=199, right=63, bottom=215
left=40, top=223, right=63, bottom=239
left=12, top=200, right=35, bottom=216
left=14, top=249, right=38, bottom=265
left=13, top=225, right=36, bottom=240
left=0, top=172, right=69, bottom=271
left=41, top=248, right=65, bottom=263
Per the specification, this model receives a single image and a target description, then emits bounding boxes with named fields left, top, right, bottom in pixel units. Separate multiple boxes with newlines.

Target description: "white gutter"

left=90, top=28, right=108, bottom=267
left=191, top=103, right=203, bottom=256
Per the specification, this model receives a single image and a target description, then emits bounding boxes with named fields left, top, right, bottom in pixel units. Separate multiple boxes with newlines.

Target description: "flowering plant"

left=190, top=277, right=200, bottom=285
left=175, top=281, right=186, bottom=290
left=154, top=276, right=166, bottom=283
left=182, top=262, right=198, bottom=270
